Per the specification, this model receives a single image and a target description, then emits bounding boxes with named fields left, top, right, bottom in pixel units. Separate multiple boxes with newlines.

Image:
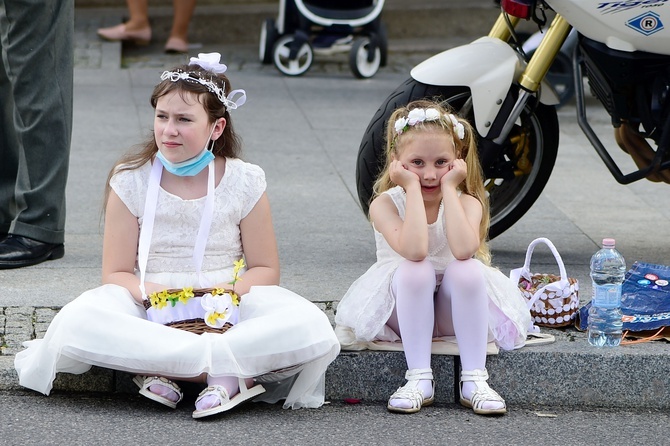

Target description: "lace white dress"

left=335, top=186, right=530, bottom=351
left=14, top=158, right=340, bottom=409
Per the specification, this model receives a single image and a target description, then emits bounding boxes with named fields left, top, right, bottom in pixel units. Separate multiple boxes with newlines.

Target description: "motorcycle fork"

left=489, top=13, right=572, bottom=146
left=478, top=13, right=572, bottom=176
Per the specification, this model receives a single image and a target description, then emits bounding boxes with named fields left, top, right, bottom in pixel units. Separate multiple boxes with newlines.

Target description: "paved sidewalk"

left=2, top=6, right=670, bottom=409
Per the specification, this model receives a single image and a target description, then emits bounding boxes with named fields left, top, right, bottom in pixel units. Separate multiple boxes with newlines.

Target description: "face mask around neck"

left=156, top=124, right=217, bottom=177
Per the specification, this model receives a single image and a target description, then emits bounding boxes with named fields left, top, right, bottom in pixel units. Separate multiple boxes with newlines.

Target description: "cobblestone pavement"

left=1, top=307, right=58, bottom=356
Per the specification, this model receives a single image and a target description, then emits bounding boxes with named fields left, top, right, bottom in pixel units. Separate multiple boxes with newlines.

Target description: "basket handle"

left=510, top=237, right=570, bottom=310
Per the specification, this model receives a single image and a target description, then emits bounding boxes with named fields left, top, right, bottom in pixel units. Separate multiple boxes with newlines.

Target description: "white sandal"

left=132, top=375, right=183, bottom=409
left=459, top=369, right=507, bottom=415
left=192, top=378, right=266, bottom=419
left=387, top=368, right=435, bottom=414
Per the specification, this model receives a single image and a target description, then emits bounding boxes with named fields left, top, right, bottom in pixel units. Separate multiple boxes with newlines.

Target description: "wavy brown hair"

left=372, top=99, right=491, bottom=264
left=102, top=63, right=243, bottom=212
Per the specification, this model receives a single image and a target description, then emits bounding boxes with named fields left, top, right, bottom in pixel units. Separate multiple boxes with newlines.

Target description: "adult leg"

left=164, top=0, right=196, bottom=53
left=125, top=0, right=151, bottom=30
left=0, top=0, right=73, bottom=245
left=436, top=259, right=505, bottom=413
left=386, top=259, right=436, bottom=411
left=0, top=9, right=20, bottom=236
left=170, top=0, right=196, bottom=41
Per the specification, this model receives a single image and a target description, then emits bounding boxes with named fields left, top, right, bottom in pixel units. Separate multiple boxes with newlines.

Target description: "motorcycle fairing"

left=547, top=0, right=670, bottom=56
left=410, top=36, right=560, bottom=137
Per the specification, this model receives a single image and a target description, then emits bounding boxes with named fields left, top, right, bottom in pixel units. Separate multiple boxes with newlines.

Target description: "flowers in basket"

left=202, top=259, right=245, bottom=328
left=145, top=259, right=245, bottom=329
left=148, top=287, right=196, bottom=310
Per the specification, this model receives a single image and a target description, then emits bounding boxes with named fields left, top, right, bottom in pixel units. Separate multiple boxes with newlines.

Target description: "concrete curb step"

left=3, top=330, right=669, bottom=409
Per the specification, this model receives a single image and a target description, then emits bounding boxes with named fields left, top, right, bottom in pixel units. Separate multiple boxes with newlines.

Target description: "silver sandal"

left=459, top=369, right=507, bottom=415
left=387, top=368, right=435, bottom=414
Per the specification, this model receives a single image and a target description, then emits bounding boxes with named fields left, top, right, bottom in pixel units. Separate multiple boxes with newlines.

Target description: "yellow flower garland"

left=148, top=259, right=245, bottom=310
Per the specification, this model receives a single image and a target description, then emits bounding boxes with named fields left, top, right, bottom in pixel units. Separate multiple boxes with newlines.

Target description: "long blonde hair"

left=372, top=99, right=491, bottom=264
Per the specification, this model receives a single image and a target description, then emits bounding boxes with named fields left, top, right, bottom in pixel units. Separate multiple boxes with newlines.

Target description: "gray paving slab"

left=2, top=6, right=670, bottom=409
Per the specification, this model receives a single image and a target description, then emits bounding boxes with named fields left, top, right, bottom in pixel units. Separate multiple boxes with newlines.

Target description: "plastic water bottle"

left=587, top=238, right=626, bottom=347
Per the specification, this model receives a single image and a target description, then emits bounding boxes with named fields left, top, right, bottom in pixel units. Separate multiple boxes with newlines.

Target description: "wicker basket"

left=143, top=288, right=234, bottom=335
left=519, top=273, right=580, bottom=328
left=510, top=238, right=580, bottom=328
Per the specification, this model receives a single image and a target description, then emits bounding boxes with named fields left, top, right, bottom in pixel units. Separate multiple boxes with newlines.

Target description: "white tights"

left=387, top=259, right=500, bottom=410
left=195, top=376, right=255, bottom=411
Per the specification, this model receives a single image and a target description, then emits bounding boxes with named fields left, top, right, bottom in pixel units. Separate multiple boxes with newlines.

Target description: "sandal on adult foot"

left=164, top=37, right=189, bottom=54
left=192, top=379, right=266, bottom=419
left=459, top=369, right=506, bottom=415
left=387, top=368, right=435, bottom=414
left=96, top=23, right=151, bottom=45
left=133, top=375, right=183, bottom=409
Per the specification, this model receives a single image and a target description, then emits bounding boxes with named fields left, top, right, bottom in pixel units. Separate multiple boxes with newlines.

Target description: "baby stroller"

left=259, top=0, right=387, bottom=78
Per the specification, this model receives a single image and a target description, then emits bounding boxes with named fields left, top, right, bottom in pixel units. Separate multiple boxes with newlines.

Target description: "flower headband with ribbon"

left=160, top=52, right=246, bottom=110
left=394, top=108, right=465, bottom=140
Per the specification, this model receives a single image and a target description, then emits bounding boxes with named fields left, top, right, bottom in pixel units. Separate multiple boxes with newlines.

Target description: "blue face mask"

left=156, top=125, right=217, bottom=177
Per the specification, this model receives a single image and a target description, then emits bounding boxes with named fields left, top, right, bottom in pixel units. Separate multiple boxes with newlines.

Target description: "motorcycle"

left=521, top=27, right=578, bottom=108
left=356, top=0, right=670, bottom=238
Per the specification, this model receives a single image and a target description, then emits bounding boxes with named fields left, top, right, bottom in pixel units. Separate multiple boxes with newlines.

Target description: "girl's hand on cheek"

left=441, top=159, right=467, bottom=189
left=389, top=160, right=420, bottom=190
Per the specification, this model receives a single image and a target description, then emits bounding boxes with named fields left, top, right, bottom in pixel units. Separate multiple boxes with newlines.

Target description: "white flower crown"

left=160, top=52, right=246, bottom=110
left=394, top=108, right=465, bottom=140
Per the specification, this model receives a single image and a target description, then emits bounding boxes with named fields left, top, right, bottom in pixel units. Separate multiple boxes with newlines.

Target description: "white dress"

left=335, top=186, right=530, bottom=351
left=14, top=158, right=340, bottom=409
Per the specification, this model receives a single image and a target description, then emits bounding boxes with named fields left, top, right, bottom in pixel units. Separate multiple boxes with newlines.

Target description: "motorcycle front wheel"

left=356, top=78, right=559, bottom=239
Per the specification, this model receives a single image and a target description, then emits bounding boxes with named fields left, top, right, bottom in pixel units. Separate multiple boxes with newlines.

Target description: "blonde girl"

left=336, top=99, right=529, bottom=415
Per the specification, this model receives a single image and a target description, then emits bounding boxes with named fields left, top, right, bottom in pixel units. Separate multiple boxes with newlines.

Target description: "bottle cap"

left=602, top=238, right=615, bottom=248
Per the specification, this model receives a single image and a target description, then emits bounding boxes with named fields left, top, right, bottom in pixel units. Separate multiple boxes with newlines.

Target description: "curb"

left=4, top=310, right=669, bottom=409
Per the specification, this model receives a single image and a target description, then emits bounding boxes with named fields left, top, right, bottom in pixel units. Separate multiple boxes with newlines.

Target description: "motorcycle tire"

left=356, top=78, right=559, bottom=239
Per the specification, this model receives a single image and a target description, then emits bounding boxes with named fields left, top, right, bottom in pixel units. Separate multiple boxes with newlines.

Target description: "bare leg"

left=164, top=0, right=196, bottom=52
left=169, top=0, right=196, bottom=41
left=125, top=0, right=150, bottom=30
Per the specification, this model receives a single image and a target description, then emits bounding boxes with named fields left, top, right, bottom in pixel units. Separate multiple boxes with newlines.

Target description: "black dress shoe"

left=0, top=235, right=65, bottom=269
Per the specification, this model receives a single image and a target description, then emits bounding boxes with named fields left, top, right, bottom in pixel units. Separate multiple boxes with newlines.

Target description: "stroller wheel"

left=259, top=18, right=278, bottom=64
left=273, top=34, right=313, bottom=77
left=349, top=37, right=381, bottom=79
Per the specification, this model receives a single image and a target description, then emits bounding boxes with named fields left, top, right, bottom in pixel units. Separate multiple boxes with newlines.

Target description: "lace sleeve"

left=238, top=162, right=267, bottom=218
left=109, top=163, right=150, bottom=217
